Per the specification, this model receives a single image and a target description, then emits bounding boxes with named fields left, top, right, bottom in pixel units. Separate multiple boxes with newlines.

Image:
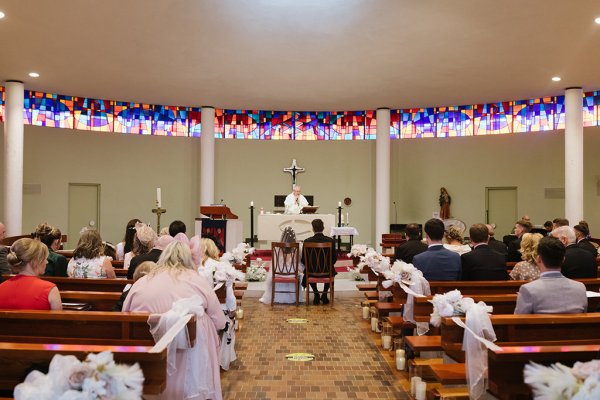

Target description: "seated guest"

left=543, top=221, right=553, bottom=236
left=128, top=233, right=172, bottom=279
left=199, top=237, right=221, bottom=273
left=0, top=238, right=62, bottom=310
left=510, top=233, right=543, bottom=281
left=552, top=217, right=569, bottom=230
left=34, top=223, right=68, bottom=277
left=260, top=226, right=304, bottom=304
left=301, top=219, right=337, bottom=305
left=123, top=241, right=226, bottom=400
left=115, top=218, right=140, bottom=261
left=102, top=242, right=117, bottom=260
left=413, top=219, right=461, bottom=281
left=443, top=226, right=471, bottom=255
left=552, top=226, right=597, bottom=279
left=507, top=220, right=532, bottom=262
left=394, top=223, right=427, bottom=263
left=0, top=221, right=8, bottom=275
left=169, top=220, right=187, bottom=237
left=461, top=223, right=509, bottom=281
left=515, top=236, right=587, bottom=314
left=114, top=261, right=156, bottom=311
left=67, top=230, right=116, bottom=279
left=124, top=222, right=155, bottom=270
left=574, top=224, right=597, bottom=256
left=486, top=224, right=508, bottom=256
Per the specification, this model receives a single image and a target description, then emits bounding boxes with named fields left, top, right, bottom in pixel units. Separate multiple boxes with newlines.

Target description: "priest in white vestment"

left=284, top=185, right=309, bottom=214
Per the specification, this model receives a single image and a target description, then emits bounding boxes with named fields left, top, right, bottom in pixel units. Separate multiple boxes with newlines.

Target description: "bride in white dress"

left=259, top=226, right=304, bottom=304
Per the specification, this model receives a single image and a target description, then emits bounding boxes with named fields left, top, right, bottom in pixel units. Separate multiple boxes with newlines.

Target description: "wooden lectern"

left=199, top=206, right=238, bottom=220
left=195, top=206, right=242, bottom=252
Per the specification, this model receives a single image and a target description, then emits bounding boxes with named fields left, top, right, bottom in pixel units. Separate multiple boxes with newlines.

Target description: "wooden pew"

left=0, top=309, right=196, bottom=346
left=487, top=344, right=600, bottom=400
left=114, top=268, right=128, bottom=277
left=60, top=291, right=122, bottom=311
left=0, top=342, right=167, bottom=395
left=441, top=313, right=600, bottom=363
left=40, top=276, right=132, bottom=292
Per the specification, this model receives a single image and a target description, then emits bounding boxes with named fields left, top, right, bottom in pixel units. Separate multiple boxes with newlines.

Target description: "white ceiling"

left=1, top=0, right=599, bottom=111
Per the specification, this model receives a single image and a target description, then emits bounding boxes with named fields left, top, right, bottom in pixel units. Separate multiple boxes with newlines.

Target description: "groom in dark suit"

left=301, top=219, right=337, bottom=305
left=413, top=219, right=461, bottom=281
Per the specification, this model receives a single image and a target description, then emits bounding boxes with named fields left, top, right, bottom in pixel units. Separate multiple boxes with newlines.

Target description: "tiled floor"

left=221, top=292, right=408, bottom=399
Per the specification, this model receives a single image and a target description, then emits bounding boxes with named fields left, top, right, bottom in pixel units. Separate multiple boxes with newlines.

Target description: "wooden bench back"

left=0, top=342, right=167, bottom=395
left=441, top=313, right=600, bottom=362
left=0, top=309, right=196, bottom=347
left=41, top=276, right=133, bottom=292
left=60, top=290, right=122, bottom=311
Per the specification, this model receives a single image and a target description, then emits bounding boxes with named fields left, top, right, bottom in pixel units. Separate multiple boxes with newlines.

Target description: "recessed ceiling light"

left=0, top=11, right=5, bottom=19
left=595, top=17, right=600, bottom=25
left=29, top=72, right=40, bottom=78
left=551, top=76, right=561, bottom=82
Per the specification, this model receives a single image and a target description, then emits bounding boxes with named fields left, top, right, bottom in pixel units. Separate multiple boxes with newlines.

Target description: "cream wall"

left=1, top=123, right=600, bottom=246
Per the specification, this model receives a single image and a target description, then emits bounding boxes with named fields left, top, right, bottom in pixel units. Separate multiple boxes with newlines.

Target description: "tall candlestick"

left=156, top=188, right=162, bottom=208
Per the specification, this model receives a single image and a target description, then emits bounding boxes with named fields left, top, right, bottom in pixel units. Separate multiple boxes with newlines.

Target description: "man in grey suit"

left=514, top=236, right=587, bottom=314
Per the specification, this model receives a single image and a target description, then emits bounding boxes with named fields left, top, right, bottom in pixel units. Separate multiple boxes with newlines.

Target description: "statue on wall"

left=439, top=187, right=451, bottom=220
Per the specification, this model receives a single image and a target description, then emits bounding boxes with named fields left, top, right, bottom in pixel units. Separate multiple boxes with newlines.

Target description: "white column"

left=564, top=88, right=583, bottom=224
left=3, top=81, right=24, bottom=236
left=200, top=106, right=215, bottom=205
left=375, top=108, right=391, bottom=252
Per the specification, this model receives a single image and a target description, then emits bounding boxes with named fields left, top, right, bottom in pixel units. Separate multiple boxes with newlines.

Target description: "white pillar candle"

left=346, top=212, right=349, bottom=225
left=237, top=308, right=244, bottom=319
left=234, top=319, right=239, bottom=330
left=415, top=381, right=427, bottom=400
left=338, top=201, right=342, bottom=207
left=362, top=306, right=370, bottom=319
left=410, top=377, right=422, bottom=396
left=156, top=188, right=162, bottom=208
left=396, top=356, right=406, bottom=371
left=396, top=349, right=406, bottom=359
left=250, top=201, right=254, bottom=207
left=371, top=317, right=378, bottom=332
left=382, top=335, right=392, bottom=350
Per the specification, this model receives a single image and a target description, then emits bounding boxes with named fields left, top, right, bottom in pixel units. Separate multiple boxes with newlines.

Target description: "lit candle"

left=410, top=377, right=422, bottom=396
left=362, top=306, right=370, bottom=319
left=346, top=212, right=349, bottom=225
left=396, top=356, right=406, bottom=371
left=250, top=201, right=254, bottom=207
left=415, top=381, right=427, bottom=400
left=382, top=335, right=392, bottom=350
left=338, top=201, right=342, bottom=207
left=156, top=188, right=162, bottom=208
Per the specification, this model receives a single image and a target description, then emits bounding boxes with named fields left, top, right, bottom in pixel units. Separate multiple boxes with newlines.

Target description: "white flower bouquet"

left=246, top=258, right=268, bottom=282
left=429, top=289, right=470, bottom=327
left=14, top=351, right=144, bottom=400
left=524, top=360, right=600, bottom=400
left=221, top=242, right=255, bottom=264
left=214, top=261, right=246, bottom=284
left=348, top=244, right=368, bottom=258
left=357, top=248, right=390, bottom=275
left=383, top=260, right=420, bottom=285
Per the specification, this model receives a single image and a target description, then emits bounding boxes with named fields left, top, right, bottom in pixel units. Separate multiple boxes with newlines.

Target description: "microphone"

left=219, top=199, right=224, bottom=205
left=393, top=201, right=398, bottom=223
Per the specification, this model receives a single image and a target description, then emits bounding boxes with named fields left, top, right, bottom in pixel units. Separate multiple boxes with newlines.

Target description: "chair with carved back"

left=302, top=242, right=334, bottom=306
left=270, top=242, right=301, bottom=306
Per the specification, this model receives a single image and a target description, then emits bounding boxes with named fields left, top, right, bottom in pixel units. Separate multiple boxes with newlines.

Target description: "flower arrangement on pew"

left=348, top=244, right=368, bottom=258
left=213, top=261, right=246, bottom=285
left=245, top=258, right=267, bottom=282
left=524, top=360, right=600, bottom=400
left=383, top=260, right=421, bottom=286
left=429, top=289, right=468, bottom=327
left=357, top=248, right=391, bottom=275
left=14, top=351, right=144, bottom=400
left=221, top=242, right=255, bottom=265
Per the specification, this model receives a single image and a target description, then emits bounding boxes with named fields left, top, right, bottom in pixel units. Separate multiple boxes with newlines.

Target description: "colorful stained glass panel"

left=113, top=102, right=152, bottom=134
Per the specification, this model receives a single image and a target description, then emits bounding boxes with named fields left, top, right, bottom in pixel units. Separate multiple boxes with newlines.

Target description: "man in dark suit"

left=552, top=226, right=597, bottom=279
left=127, top=235, right=173, bottom=279
left=413, top=219, right=461, bottom=281
left=394, top=223, right=427, bottom=263
left=507, top=220, right=532, bottom=262
left=515, top=236, right=587, bottom=314
left=486, top=224, right=508, bottom=257
left=574, top=224, right=598, bottom=256
left=301, top=219, right=337, bottom=305
left=461, top=224, right=509, bottom=281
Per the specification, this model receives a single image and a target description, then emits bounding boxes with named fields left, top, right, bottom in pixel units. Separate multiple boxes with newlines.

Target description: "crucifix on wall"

left=283, top=159, right=305, bottom=188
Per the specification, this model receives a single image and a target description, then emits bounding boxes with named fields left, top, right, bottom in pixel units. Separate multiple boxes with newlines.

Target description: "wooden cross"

left=283, top=159, right=305, bottom=187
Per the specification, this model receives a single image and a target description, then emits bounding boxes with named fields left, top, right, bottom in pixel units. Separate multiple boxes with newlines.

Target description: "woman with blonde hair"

left=443, top=226, right=471, bottom=255
left=510, top=233, right=543, bottom=281
left=123, top=241, right=226, bottom=400
left=0, top=238, right=62, bottom=310
left=67, top=230, right=116, bottom=279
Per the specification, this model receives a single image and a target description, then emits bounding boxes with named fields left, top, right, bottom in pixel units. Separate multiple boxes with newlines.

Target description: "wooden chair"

left=303, top=242, right=334, bottom=306
left=270, top=242, right=300, bottom=306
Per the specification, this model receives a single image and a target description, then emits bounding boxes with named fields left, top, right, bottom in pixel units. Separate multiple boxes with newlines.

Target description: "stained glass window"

left=24, top=91, right=73, bottom=128
left=260, top=111, right=294, bottom=140
left=513, top=97, right=556, bottom=133
left=152, top=105, right=188, bottom=136
left=473, top=102, right=512, bottom=135
left=113, top=102, right=152, bottom=134
left=0, top=86, right=5, bottom=123
left=401, top=108, right=436, bottom=138
left=583, top=91, right=599, bottom=127
left=224, top=110, right=260, bottom=139
left=390, top=110, right=401, bottom=139
left=188, top=107, right=202, bottom=137
left=436, top=105, right=473, bottom=137
left=294, top=112, right=320, bottom=140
